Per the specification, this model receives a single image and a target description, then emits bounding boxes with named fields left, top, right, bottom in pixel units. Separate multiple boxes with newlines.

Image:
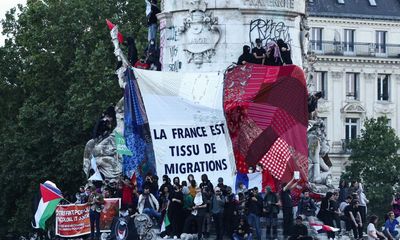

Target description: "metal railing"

left=309, top=41, right=400, bottom=58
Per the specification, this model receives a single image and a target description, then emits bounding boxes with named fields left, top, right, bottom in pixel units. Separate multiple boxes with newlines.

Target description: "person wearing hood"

left=237, top=45, right=255, bottom=65
left=277, top=39, right=293, bottom=65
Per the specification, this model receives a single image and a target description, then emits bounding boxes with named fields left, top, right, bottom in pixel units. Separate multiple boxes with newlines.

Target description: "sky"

left=0, top=0, right=26, bottom=46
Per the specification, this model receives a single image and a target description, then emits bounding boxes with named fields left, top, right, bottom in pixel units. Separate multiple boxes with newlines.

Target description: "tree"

left=343, top=116, right=400, bottom=219
left=0, top=0, right=147, bottom=237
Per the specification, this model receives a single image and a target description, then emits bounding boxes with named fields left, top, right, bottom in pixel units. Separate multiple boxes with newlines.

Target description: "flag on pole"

left=105, top=19, right=124, bottom=43
left=33, top=181, right=63, bottom=229
left=115, top=131, right=133, bottom=156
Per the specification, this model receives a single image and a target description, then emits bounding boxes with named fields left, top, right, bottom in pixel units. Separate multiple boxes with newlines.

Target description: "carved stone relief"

left=341, top=103, right=366, bottom=114
left=374, top=102, right=395, bottom=115
left=178, top=0, right=221, bottom=68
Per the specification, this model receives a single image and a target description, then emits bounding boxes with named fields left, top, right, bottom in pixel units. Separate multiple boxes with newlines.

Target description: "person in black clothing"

left=252, top=38, right=266, bottom=65
left=182, top=187, right=208, bottom=239
left=168, top=185, right=184, bottom=238
left=147, top=0, right=160, bottom=41
left=263, top=186, right=280, bottom=240
left=159, top=175, right=173, bottom=197
left=124, top=36, right=138, bottom=66
left=297, top=190, right=317, bottom=221
left=199, top=174, right=213, bottom=238
left=308, top=91, right=323, bottom=114
left=216, top=177, right=228, bottom=196
left=237, top=45, right=254, bottom=65
left=289, top=216, right=313, bottom=240
left=233, top=217, right=252, bottom=240
left=277, top=39, right=293, bottom=65
left=317, top=192, right=336, bottom=239
left=343, top=200, right=363, bottom=239
left=145, top=39, right=161, bottom=71
left=247, top=187, right=263, bottom=240
left=281, top=177, right=299, bottom=237
left=224, top=186, right=237, bottom=238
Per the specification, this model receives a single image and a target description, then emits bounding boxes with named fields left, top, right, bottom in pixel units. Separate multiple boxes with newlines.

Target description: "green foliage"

left=0, top=0, right=147, bottom=237
left=343, top=116, right=400, bottom=220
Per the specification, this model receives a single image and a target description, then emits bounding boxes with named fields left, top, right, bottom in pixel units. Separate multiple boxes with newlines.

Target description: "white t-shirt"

left=367, top=223, right=378, bottom=240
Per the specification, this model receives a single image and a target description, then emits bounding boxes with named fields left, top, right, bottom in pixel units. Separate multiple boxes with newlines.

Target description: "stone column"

left=158, top=0, right=306, bottom=73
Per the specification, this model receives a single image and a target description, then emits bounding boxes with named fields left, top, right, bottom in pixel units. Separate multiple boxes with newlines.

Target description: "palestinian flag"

left=160, top=210, right=170, bottom=233
left=32, top=181, right=63, bottom=229
left=310, top=223, right=340, bottom=233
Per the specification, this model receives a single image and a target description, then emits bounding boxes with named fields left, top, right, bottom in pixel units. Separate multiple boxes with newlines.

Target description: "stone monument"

left=158, top=0, right=307, bottom=72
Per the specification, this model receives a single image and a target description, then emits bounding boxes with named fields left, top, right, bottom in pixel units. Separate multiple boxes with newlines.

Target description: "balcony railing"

left=309, top=41, right=400, bottom=58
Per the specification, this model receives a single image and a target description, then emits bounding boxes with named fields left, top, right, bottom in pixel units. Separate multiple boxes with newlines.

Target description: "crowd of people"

left=67, top=175, right=400, bottom=240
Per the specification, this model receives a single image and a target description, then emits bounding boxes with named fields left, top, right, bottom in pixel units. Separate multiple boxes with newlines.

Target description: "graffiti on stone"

left=249, top=18, right=292, bottom=48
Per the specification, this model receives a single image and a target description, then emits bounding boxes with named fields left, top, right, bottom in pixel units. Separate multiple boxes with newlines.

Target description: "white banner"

left=133, top=68, right=236, bottom=187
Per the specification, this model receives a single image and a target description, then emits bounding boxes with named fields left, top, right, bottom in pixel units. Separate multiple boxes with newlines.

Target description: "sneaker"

left=163, top=235, right=169, bottom=239
left=173, top=236, right=178, bottom=239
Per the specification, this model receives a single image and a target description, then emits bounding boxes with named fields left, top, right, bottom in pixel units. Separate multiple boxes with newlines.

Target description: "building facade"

left=308, top=0, right=400, bottom=182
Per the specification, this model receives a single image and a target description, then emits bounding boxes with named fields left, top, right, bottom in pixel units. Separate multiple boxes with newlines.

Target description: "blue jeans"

left=247, top=213, right=261, bottom=240
left=148, top=24, right=157, bottom=41
left=232, top=233, right=252, bottom=240
left=143, top=208, right=161, bottom=220
left=89, top=209, right=100, bottom=239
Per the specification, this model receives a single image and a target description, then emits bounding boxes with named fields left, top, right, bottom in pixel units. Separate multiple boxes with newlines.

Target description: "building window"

left=376, top=31, right=387, bottom=54
left=346, top=73, right=359, bottom=100
left=344, top=29, right=355, bottom=53
left=377, top=74, right=390, bottom=101
left=311, top=28, right=323, bottom=51
left=345, top=118, right=359, bottom=141
left=315, top=71, right=327, bottom=99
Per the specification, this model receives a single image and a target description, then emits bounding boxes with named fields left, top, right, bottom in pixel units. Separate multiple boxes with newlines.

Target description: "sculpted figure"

left=307, top=119, right=333, bottom=188
left=83, top=106, right=122, bottom=179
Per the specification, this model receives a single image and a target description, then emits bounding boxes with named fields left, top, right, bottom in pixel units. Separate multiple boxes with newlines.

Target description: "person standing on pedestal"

left=88, top=186, right=104, bottom=240
left=146, top=0, right=160, bottom=42
left=281, top=177, right=299, bottom=238
left=252, top=39, right=266, bottom=65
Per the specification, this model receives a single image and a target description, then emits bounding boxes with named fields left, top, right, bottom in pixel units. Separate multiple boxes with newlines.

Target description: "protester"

left=159, top=175, right=173, bottom=196
left=264, top=186, right=280, bottom=240
left=232, top=217, right=252, bottom=240
left=168, top=185, right=184, bottom=239
left=88, top=185, right=105, bottom=240
left=308, top=91, right=323, bottom=116
left=172, top=177, right=180, bottom=187
left=237, top=181, right=247, bottom=194
left=338, top=179, right=350, bottom=203
left=281, top=177, right=299, bottom=238
left=247, top=187, right=263, bottom=240
left=368, top=215, right=387, bottom=240
left=189, top=179, right=197, bottom=198
left=210, top=186, right=225, bottom=240
left=199, top=174, right=213, bottom=238
left=384, top=211, right=399, bottom=240
left=224, top=186, right=237, bottom=238
left=138, top=185, right=160, bottom=220
left=134, top=56, right=150, bottom=69
left=289, top=216, right=313, bottom=240
left=343, top=200, right=363, bottom=240
left=145, top=39, right=161, bottom=71
left=252, top=39, right=266, bottom=65
left=146, top=0, right=160, bottom=42
left=317, top=192, right=336, bottom=239
left=182, top=187, right=207, bottom=239
left=216, top=177, right=228, bottom=196
left=75, top=186, right=88, bottom=204
left=121, top=175, right=134, bottom=208
left=237, top=45, right=254, bottom=65
left=357, top=182, right=369, bottom=226
left=277, top=39, right=293, bottom=65
left=297, top=190, right=317, bottom=221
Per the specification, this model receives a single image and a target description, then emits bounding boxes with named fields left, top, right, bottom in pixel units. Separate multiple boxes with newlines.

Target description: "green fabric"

left=39, top=199, right=61, bottom=229
left=183, top=194, right=194, bottom=210
left=115, top=131, right=133, bottom=156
